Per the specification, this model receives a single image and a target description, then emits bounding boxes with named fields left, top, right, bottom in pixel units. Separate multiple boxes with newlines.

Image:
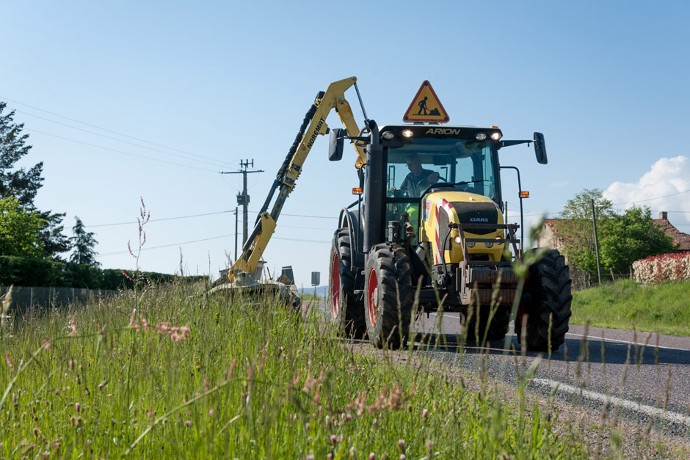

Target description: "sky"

left=2, top=1, right=689, bottom=287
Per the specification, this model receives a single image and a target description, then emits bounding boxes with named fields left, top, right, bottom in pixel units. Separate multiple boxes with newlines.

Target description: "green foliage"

left=0, top=255, right=194, bottom=289
left=571, top=279, right=690, bottom=336
left=0, top=196, right=45, bottom=257
left=0, top=102, right=70, bottom=260
left=0, top=102, right=42, bottom=207
left=599, top=207, right=675, bottom=274
left=38, top=210, right=71, bottom=259
left=557, top=189, right=677, bottom=277
left=561, top=188, right=614, bottom=220
left=0, top=283, right=590, bottom=458
left=69, top=216, right=99, bottom=266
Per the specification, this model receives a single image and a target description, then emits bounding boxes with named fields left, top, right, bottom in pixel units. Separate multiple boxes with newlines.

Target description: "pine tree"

left=0, top=101, right=69, bottom=259
left=69, top=216, right=99, bottom=266
left=0, top=102, right=43, bottom=206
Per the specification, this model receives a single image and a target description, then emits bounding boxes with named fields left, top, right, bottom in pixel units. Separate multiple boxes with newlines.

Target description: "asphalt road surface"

left=412, top=312, right=690, bottom=436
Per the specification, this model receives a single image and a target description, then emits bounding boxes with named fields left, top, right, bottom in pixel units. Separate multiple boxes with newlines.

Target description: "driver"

left=399, top=153, right=439, bottom=197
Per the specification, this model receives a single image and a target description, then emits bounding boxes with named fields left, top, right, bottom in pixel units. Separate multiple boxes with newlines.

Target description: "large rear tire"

left=364, top=244, right=413, bottom=349
left=329, top=229, right=366, bottom=339
left=516, top=249, right=572, bottom=352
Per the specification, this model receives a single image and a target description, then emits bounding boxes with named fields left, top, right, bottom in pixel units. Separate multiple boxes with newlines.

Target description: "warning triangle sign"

left=403, top=80, right=450, bottom=123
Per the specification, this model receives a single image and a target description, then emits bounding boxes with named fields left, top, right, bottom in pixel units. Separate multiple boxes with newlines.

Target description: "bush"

left=632, top=252, right=690, bottom=284
left=0, top=256, right=204, bottom=289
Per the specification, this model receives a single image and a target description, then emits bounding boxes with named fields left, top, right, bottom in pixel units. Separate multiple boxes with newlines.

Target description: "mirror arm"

left=500, top=140, right=532, bottom=149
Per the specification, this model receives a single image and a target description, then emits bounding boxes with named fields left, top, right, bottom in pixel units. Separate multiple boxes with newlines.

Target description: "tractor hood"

left=421, top=191, right=505, bottom=265
left=422, top=191, right=501, bottom=234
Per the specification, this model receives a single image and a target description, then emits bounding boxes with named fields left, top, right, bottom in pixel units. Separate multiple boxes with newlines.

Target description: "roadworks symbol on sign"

left=403, top=80, right=450, bottom=123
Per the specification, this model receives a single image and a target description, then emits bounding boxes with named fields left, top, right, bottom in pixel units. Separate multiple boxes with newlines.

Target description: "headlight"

left=382, top=131, right=395, bottom=140
left=466, top=241, right=475, bottom=248
left=402, top=129, right=414, bottom=138
left=490, top=131, right=502, bottom=141
left=485, top=242, right=493, bottom=248
left=454, top=236, right=462, bottom=244
left=475, top=133, right=487, bottom=141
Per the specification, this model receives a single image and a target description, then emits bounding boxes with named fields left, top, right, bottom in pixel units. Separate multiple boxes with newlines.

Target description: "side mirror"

left=328, top=128, right=345, bottom=161
left=534, top=132, right=548, bottom=164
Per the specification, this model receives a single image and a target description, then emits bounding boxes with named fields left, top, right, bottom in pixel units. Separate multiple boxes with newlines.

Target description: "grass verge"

left=571, top=279, right=690, bottom=336
left=0, top=281, right=589, bottom=458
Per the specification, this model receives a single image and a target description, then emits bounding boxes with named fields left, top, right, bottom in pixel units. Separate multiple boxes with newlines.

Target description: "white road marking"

left=565, top=333, right=690, bottom=352
left=426, top=313, right=690, bottom=352
left=533, top=378, right=690, bottom=427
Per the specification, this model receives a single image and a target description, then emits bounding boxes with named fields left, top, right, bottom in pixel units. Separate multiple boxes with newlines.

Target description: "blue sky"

left=2, top=1, right=689, bottom=286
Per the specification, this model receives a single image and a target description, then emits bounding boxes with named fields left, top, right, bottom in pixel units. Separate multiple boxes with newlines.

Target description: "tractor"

left=224, top=76, right=571, bottom=351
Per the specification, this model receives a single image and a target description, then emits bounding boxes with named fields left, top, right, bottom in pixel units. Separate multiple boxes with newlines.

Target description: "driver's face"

left=406, top=158, right=422, bottom=175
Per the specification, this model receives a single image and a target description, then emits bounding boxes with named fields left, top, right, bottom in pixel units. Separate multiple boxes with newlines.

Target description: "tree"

left=0, top=102, right=43, bottom=206
left=557, top=189, right=614, bottom=274
left=557, top=189, right=677, bottom=279
left=40, top=211, right=71, bottom=258
left=599, top=207, right=676, bottom=275
left=561, top=188, right=615, bottom=220
left=0, top=196, right=45, bottom=257
left=69, top=216, right=100, bottom=266
left=0, top=101, right=69, bottom=259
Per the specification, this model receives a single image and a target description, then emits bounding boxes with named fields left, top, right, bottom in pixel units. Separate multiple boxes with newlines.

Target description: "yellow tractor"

left=227, top=77, right=572, bottom=352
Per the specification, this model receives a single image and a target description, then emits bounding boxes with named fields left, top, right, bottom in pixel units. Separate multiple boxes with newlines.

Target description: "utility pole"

left=591, top=199, right=602, bottom=286
left=220, top=159, right=264, bottom=246
left=234, top=207, right=238, bottom=261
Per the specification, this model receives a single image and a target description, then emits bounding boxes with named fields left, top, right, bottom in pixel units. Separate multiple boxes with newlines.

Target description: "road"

left=412, top=312, right=690, bottom=436
left=309, top=298, right=690, bottom=439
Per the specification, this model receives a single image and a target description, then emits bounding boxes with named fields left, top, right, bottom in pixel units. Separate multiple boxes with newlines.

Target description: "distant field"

left=571, top=279, right=690, bottom=336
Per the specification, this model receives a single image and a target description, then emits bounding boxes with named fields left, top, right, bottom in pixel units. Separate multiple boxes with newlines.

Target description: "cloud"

left=603, top=156, right=690, bottom=229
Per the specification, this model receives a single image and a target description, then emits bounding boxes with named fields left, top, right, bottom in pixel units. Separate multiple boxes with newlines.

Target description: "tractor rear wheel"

left=465, top=305, right=510, bottom=345
left=329, top=229, right=366, bottom=339
left=364, top=243, right=414, bottom=349
left=516, top=249, right=572, bottom=352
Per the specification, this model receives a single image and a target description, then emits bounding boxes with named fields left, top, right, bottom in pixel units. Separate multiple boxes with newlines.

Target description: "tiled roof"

left=653, top=217, right=690, bottom=251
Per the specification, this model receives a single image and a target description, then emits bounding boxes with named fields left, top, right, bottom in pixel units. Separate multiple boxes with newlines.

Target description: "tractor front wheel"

left=516, top=249, right=572, bottom=352
left=364, top=244, right=414, bottom=349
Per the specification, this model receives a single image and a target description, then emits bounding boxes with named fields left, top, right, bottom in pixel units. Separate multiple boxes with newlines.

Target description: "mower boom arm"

left=228, top=76, right=365, bottom=283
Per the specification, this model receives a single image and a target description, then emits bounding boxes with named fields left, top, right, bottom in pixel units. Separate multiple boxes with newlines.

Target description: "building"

left=653, top=211, right=690, bottom=252
left=537, top=211, right=690, bottom=253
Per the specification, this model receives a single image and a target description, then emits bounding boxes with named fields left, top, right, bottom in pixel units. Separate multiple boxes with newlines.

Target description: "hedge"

left=632, top=252, right=690, bottom=284
left=0, top=256, right=204, bottom=289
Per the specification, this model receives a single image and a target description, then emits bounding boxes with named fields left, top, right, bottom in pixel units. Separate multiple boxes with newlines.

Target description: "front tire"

left=516, top=249, right=572, bottom=352
left=329, top=229, right=366, bottom=339
left=364, top=244, right=414, bottom=349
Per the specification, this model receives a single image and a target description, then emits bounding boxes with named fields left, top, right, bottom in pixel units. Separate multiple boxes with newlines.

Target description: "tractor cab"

left=379, top=125, right=505, bottom=247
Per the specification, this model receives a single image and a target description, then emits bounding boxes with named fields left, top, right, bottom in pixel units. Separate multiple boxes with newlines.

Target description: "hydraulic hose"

left=255, top=91, right=325, bottom=223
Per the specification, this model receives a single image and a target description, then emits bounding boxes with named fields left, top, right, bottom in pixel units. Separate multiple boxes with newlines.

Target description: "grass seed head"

left=5, top=352, right=14, bottom=373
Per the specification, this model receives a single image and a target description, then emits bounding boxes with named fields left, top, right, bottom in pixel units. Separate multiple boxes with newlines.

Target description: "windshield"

left=386, top=137, right=498, bottom=201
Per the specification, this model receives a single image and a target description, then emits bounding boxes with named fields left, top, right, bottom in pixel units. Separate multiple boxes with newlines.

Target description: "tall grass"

left=0, top=281, right=586, bottom=458
left=571, top=279, right=690, bottom=336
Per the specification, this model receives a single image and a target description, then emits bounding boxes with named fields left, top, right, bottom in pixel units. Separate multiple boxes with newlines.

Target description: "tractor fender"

left=338, top=207, right=365, bottom=273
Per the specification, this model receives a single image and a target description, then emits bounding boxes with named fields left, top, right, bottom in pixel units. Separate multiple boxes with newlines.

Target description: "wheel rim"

left=330, top=251, right=340, bottom=318
left=366, top=268, right=379, bottom=326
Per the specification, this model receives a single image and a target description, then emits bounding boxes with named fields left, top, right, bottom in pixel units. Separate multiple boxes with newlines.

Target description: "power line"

left=610, top=188, right=690, bottom=205
left=90, top=210, right=234, bottom=228
left=99, top=234, right=329, bottom=257
left=99, top=233, right=233, bottom=256
left=16, top=109, right=231, bottom=169
left=90, top=208, right=339, bottom=229
left=2, top=95, right=233, bottom=167
left=247, top=210, right=337, bottom=220
left=27, top=128, right=218, bottom=173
